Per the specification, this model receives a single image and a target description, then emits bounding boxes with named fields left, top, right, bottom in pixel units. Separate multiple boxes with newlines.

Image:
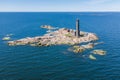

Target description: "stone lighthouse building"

left=76, top=19, right=80, bottom=37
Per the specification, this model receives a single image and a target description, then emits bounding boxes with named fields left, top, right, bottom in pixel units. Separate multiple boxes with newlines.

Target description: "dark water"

left=0, top=12, right=120, bottom=80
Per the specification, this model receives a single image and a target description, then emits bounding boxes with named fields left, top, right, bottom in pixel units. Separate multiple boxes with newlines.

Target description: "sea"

left=0, top=12, right=120, bottom=80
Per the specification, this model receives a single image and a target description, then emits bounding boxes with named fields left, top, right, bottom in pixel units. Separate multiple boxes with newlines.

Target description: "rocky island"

left=8, top=19, right=98, bottom=46
left=8, top=28, right=98, bottom=46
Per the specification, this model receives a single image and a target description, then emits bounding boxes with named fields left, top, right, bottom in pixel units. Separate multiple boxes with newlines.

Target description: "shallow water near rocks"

left=0, top=12, right=120, bottom=80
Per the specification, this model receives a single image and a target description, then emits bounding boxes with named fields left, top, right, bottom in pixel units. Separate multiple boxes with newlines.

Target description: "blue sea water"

left=0, top=12, right=120, bottom=80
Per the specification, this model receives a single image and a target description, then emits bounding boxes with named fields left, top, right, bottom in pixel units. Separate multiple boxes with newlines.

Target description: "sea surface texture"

left=0, top=12, right=120, bottom=80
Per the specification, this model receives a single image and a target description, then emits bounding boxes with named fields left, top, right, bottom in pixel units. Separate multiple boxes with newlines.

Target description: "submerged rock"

left=89, top=54, right=96, bottom=60
left=2, top=37, right=11, bottom=41
left=92, top=50, right=106, bottom=55
left=6, top=34, right=14, bottom=37
left=67, top=47, right=73, bottom=52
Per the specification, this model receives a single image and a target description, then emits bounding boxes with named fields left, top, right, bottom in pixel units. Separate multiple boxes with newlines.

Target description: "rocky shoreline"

left=8, top=28, right=98, bottom=46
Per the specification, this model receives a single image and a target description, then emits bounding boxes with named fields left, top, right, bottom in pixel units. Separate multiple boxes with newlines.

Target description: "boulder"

left=41, top=25, right=55, bottom=29
left=2, top=37, right=11, bottom=41
left=92, top=50, right=106, bottom=55
left=73, top=46, right=85, bottom=53
left=89, top=54, right=96, bottom=60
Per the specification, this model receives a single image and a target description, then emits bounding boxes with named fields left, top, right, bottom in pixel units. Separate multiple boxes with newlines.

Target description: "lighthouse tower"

left=76, top=19, right=80, bottom=38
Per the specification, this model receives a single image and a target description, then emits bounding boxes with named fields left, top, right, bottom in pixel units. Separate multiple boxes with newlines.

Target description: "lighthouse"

left=76, top=19, right=80, bottom=38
